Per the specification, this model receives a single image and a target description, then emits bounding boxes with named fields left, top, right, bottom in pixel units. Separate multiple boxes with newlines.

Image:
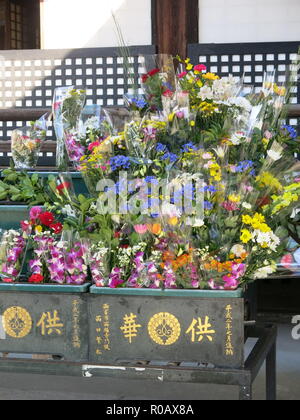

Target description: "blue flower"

left=235, top=160, right=254, bottom=173
left=130, top=97, right=148, bottom=109
left=145, top=176, right=159, bottom=185
left=281, top=124, right=297, bottom=139
left=203, top=185, right=217, bottom=193
left=110, top=155, right=131, bottom=171
left=204, top=201, right=213, bottom=210
left=168, top=153, right=178, bottom=163
left=160, top=152, right=178, bottom=163
left=181, top=142, right=197, bottom=153
left=156, top=143, right=168, bottom=153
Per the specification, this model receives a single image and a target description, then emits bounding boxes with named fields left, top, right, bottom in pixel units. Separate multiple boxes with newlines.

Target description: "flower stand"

left=88, top=287, right=245, bottom=368
left=0, top=282, right=90, bottom=361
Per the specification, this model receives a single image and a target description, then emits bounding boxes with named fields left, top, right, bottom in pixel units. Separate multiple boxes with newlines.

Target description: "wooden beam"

left=0, top=108, right=51, bottom=121
left=0, top=105, right=299, bottom=123
left=0, top=140, right=56, bottom=152
left=152, top=0, right=199, bottom=59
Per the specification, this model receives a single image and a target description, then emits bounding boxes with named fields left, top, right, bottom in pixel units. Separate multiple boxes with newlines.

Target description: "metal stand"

left=0, top=324, right=277, bottom=401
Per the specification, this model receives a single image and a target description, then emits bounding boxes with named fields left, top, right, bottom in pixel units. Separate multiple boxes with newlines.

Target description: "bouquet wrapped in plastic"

left=53, top=86, right=86, bottom=169
left=11, top=114, right=48, bottom=170
left=0, top=230, right=27, bottom=282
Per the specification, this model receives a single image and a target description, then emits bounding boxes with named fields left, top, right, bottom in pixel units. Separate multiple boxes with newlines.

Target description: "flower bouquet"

left=11, top=114, right=48, bottom=170
left=0, top=230, right=27, bottom=282
left=53, top=86, right=86, bottom=169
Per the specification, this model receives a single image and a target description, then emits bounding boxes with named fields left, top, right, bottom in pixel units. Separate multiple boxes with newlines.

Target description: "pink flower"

left=134, top=224, right=148, bottom=235
left=223, top=276, right=239, bottom=290
left=194, top=64, right=207, bottom=72
left=177, top=71, right=188, bottom=79
left=53, top=102, right=61, bottom=111
left=221, top=201, right=239, bottom=212
left=21, top=220, right=31, bottom=234
left=30, top=206, right=43, bottom=221
left=264, top=130, right=273, bottom=140
left=242, top=184, right=254, bottom=193
left=281, top=254, right=294, bottom=270
left=176, top=111, right=185, bottom=119
left=88, top=141, right=101, bottom=152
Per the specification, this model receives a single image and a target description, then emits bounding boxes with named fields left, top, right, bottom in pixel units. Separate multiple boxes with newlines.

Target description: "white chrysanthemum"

left=242, top=202, right=252, bottom=210
left=253, top=265, right=276, bottom=279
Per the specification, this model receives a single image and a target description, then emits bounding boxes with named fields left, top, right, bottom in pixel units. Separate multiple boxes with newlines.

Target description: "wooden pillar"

left=152, top=0, right=199, bottom=59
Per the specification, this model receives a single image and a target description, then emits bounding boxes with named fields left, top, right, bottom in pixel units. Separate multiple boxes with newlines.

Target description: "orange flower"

left=147, top=223, right=162, bottom=235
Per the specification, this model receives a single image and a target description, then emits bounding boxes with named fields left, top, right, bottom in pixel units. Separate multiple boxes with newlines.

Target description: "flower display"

left=2, top=54, right=300, bottom=290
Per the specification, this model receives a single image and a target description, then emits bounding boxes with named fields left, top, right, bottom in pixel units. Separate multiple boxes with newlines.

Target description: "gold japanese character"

left=37, top=311, right=64, bottom=336
left=120, top=313, right=142, bottom=344
left=186, top=316, right=215, bottom=343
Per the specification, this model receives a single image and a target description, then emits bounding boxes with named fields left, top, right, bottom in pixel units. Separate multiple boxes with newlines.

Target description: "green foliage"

left=0, top=167, right=49, bottom=205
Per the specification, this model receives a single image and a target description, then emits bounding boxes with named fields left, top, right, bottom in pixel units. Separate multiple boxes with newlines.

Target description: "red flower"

left=114, top=232, right=121, bottom=238
left=148, top=68, right=160, bottom=77
left=50, top=222, right=63, bottom=234
left=28, top=274, right=44, bottom=284
left=56, top=182, right=71, bottom=192
left=3, top=278, right=14, bottom=283
left=194, top=64, right=207, bottom=72
left=162, top=89, right=173, bottom=98
left=39, top=212, right=55, bottom=227
left=141, top=73, right=149, bottom=84
left=257, top=196, right=271, bottom=208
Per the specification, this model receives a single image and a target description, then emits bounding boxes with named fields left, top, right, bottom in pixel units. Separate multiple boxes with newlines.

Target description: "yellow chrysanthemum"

left=256, top=172, right=283, bottom=191
left=228, top=194, right=241, bottom=203
left=242, top=215, right=252, bottom=225
left=240, top=229, right=252, bottom=244
left=202, top=72, right=219, bottom=81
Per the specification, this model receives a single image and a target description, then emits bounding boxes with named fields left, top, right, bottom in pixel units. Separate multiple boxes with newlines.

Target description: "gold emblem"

left=148, top=312, right=181, bottom=346
left=2, top=306, right=32, bottom=339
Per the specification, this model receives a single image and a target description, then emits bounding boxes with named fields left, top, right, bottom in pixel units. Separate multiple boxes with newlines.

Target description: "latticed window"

left=0, top=0, right=40, bottom=49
